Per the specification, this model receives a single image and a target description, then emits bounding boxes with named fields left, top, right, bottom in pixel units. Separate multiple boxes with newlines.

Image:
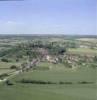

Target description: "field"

left=0, top=62, right=97, bottom=100
left=0, top=62, right=21, bottom=69
left=0, top=84, right=96, bottom=100
left=0, top=35, right=97, bottom=100
left=68, top=48, right=97, bottom=55
left=0, top=62, right=22, bottom=76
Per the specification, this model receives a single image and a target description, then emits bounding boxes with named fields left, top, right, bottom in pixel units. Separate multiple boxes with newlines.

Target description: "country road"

left=0, top=59, right=40, bottom=83
left=0, top=70, right=22, bottom=83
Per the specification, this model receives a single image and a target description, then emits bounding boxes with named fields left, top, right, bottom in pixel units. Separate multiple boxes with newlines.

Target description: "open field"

left=0, top=69, right=14, bottom=75
left=0, top=65, right=96, bottom=100
left=68, top=48, right=97, bottom=55
left=0, top=84, right=96, bottom=100
left=0, top=62, right=21, bottom=69
left=13, top=67, right=96, bottom=83
left=77, top=38, right=97, bottom=43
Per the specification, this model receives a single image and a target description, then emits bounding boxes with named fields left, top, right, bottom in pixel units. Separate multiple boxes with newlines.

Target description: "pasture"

left=0, top=62, right=96, bottom=100
left=0, top=62, right=21, bottom=69
left=0, top=83, right=96, bottom=100
left=68, top=48, right=97, bottom=55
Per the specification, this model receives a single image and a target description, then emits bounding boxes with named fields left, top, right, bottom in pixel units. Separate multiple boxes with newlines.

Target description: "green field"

left=0, top=83, right=96, bottom=100
left=13, top=67, right=96, bottom=83
left=0, top=69, right=14, bottom=75
left=0, top=63, right=96, bottom=100
left=0, top=62, right=21, bottom=69
left=68, top=48, right=97, bottom=55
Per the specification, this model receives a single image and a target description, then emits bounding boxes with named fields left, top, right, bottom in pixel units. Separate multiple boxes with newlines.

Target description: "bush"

left=20, top=79, right=56, bottom=84
left=1, top=58, right=9, bottom=62
left=59, top=82, right=65, bottom=84
left=10, top=65, right=17, bottom=69
left=33, top=66, right=49, bottom=70
left=90, top=63, right=97, bottom=68
left=0, top=73, right=9, bottom=79
left=5, top=80, right=14, bottom=86
left=78, top=81, right=94, bottom=84
left=94, top=56, right=97, bottom=62
left=64, top=82, right=73, bottom=84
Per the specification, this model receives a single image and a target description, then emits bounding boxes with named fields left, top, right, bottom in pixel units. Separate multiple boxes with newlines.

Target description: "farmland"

left=0, top=65, right=96, bottom=100
left=68, top=48, right=97, bottom=55
left=0, top=35, right=97, bottom=100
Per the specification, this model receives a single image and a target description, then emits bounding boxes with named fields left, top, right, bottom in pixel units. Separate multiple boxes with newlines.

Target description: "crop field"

left=77, top=38, right=97, bottom=43
left=68, top=48, right=97, bottom=55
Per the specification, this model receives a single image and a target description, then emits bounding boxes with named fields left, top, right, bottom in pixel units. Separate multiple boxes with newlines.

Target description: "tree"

left=94, top=56, right=97, bottom=62
left=1, top=58, right=9, bottom=62
left=10, top=65, right=17, bottom=69
left=5, top=80, right=13, bottom=86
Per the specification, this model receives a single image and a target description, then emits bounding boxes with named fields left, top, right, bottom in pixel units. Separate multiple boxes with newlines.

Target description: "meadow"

left=68, top=48, right=97, bottom=55
left=0, top=62, right=96, bottom=100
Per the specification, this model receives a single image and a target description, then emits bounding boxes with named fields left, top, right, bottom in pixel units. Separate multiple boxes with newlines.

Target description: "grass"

left=0, top=63, right=96, bottom=100
left=0, top=61, right=21, bottom=75
left=12, top=66, right=96, bottom=83
left=68, top=48, right=97, bottom=55
left=0, top=83, right=96, bottom=100
left=77, top=38, right=97, bottom=43
left=0, top=62, right=21, bottom=69
left=0, top=69, right=14, bottom=75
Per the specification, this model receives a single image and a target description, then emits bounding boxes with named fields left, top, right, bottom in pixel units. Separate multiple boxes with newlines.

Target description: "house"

left=46, top=55, right=58, bottom=64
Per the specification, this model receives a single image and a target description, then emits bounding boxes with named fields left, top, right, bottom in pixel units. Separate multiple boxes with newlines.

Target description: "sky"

left=0, top=0, right=96, bottom=35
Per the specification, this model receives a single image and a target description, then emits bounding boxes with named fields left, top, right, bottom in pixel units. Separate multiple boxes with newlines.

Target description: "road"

left=0, top=59, right=40, bottom=83
left=0, top=70, right=22, bottom=83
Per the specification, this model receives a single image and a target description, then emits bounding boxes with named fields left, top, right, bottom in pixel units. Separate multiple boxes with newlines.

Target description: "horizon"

left=0, top=33, right=97, bottom=36
left=0, top=0, right=96, bottom=35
